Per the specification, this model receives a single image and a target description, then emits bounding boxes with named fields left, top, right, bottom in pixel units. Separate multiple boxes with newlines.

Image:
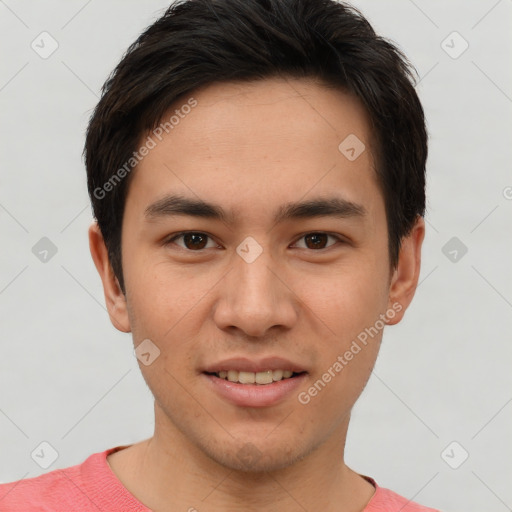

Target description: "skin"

left=89, top=77, right=424, bottom=512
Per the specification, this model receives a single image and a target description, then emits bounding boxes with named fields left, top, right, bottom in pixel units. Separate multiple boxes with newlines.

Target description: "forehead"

left=168, top=77, right=373, bottom=159
left=124, top=77, right=383, bottom=223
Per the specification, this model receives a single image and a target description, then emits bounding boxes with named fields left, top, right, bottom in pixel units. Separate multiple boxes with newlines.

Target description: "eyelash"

left=164, top=231, right=347, bottom=251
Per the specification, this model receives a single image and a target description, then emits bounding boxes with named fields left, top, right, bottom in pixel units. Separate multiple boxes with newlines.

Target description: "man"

left=0, top=0, right=440, bottom=510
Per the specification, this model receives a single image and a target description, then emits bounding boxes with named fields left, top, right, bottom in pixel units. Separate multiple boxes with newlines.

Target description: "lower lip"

left=203, top=373, right=308, bottom=408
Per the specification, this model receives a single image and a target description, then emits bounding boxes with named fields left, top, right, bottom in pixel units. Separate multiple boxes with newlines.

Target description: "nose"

left=212, top=245, right=298, bottom=338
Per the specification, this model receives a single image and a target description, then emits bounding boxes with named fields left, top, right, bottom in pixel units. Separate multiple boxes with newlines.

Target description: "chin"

left=201, top=437, right=314, bottom=473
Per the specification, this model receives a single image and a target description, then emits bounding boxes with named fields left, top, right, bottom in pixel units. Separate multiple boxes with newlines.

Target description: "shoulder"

left=0, top=465, right=82, bottom=511
left=363, top=477, right=441, bottom=512
left=0, top=450, right=113, bottom=512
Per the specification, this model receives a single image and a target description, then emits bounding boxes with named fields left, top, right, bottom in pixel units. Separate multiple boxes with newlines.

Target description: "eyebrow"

left=144, top=193, right=366, bottom=224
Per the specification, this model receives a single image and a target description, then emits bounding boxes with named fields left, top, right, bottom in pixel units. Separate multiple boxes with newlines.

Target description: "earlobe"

left=386, top=216, right=425, bottom=325
left=88, top=221, right=131, bottom=333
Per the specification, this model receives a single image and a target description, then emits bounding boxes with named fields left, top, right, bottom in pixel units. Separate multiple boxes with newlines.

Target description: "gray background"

left=1, top=1, right=511, bottom=511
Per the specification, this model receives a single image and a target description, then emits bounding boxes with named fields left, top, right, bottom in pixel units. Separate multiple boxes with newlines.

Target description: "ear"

left=88, top=221, right=131, bottom=333
left=386, top=216, right=425, bottom=325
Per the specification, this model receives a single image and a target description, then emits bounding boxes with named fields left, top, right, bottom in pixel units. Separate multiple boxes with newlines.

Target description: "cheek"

left=303, top=259, right=389, bottom=338
left=296, top=271, right=385, bottom=419
left=125, top=256, right=193, bottom=334
left=125, top=258, right=216, bottom=377
left=296, top=259, right=388, bottom=393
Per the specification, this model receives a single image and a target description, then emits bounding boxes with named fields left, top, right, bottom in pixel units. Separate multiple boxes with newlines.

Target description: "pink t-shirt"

left=0, top=446, right=440, bottom=511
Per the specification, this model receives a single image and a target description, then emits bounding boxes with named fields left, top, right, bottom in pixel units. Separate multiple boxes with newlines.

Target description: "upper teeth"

left=216, top=370, right=294, bottom=384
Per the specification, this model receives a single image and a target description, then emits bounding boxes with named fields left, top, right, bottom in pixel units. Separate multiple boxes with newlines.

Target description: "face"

left=90, top=77, right=423, bottom=472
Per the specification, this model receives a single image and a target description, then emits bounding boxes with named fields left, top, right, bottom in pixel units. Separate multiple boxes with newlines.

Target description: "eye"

left=165, top=232, right=218, bottom=251
left=164, top=231, right=345, bottom=252
left=292, top=232, right=343, bottom=250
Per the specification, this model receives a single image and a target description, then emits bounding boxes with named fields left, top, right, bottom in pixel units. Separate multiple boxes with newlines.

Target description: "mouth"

left=205, top=369, right=307, bottom=385
left=201, top=357, right=308, bottom=407
left=202, top=360, right=308, bottom=407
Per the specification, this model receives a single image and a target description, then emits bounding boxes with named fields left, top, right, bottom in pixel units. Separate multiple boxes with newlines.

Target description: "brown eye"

left=166, top=232, right=216, bottom=251
left=304, top=233, right=328, bottom=249
left=293, top=232, right=341, bottom=250
left=183, top=233, right=208, bottom=250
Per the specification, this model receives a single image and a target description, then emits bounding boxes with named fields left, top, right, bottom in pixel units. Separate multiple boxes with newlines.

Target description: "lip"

left=202, top=356, right=307, bottom=374
left=203, top=372, right=308, bottom=408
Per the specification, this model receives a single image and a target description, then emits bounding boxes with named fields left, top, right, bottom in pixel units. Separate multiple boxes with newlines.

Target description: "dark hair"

left=85, top=0, right=427, bottom=294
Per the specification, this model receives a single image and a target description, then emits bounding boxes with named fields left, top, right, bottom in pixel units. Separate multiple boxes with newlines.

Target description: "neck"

left=107, top=407, right=375, bottom=512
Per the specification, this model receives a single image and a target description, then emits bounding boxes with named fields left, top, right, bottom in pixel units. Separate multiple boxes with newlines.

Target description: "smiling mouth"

left=205, top=370, right=306, bottom=385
